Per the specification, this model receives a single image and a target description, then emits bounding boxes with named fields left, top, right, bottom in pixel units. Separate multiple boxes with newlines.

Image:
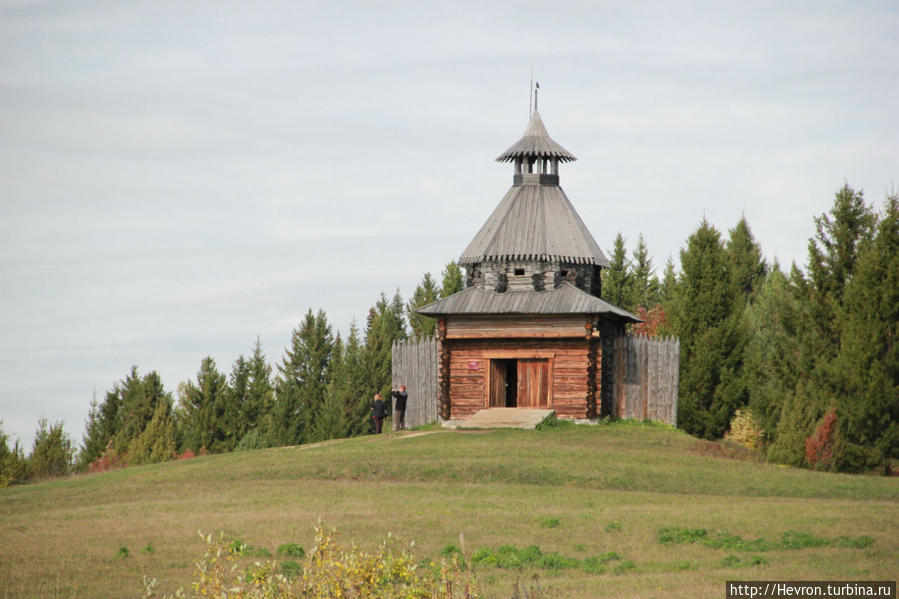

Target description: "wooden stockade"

left=393, top=334, right=679, bottom=427
left=611, top=334, right=679, bottom=425
left=391, top=338, right=439, bottom=428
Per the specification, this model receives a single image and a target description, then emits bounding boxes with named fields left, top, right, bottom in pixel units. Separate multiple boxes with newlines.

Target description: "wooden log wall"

left=611, top=334, right=680, bottom=425
left=391, top=338, right=439, bottom=428
left=446, top=338, right=592, bottom=420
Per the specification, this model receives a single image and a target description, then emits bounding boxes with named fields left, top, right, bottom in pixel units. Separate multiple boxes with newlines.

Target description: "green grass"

left=1, top=423, right=896, bottom=598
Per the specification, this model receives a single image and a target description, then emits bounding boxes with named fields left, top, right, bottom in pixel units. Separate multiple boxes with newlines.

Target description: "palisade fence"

left=391, top=334, right=679, bottom=427
left=390, top=338, right=438, bottom=428
left=611, top=334, right=680, bottom=425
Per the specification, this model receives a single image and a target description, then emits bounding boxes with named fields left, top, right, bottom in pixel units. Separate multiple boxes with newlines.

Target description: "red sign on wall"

left=467, top=360, right=480, bottom=370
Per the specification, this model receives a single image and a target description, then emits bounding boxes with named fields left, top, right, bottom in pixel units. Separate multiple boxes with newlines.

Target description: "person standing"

left=371, top=393, right=387, bottom=434
left=391, top=385, right=408, bottom=430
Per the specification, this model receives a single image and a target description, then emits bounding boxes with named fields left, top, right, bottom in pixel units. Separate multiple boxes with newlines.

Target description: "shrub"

left=805, top=409, right=837, bottom=469
left=116, top=546, right=129, bottom=560
left=0, top=425, right=28, bottom=487
left=276, top=543, right=305, bottom=559
left=144, top=526, right=479, bottom=599
left=278, top=560, right=302, bottom=578
left=604, top=520, right=623, bottom=532
left=236, top=430, right=269, bottom=452
left=725, top=409, right=765, bottom=451
left=28, top=418, right=74, bottom=478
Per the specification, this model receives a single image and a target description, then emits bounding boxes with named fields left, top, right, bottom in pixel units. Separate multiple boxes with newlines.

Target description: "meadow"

left=1, top=421, right=896, bottom=598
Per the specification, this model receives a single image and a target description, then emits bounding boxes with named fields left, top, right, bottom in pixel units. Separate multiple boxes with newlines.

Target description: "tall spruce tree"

left=244, top=338, right=274, bottom=442
left=627, top=234, right=660, bottom=310
left=832, top=194, right=899, bottom=472
left=271, top=309, right=335, bottom=446
left=363, top=291, right=408, bottom=406
left=440, top=261, right=464, bottom=297
left=178, top=357, right=228, bottom=453
left=602, top=232, right=630, bottom=307
left=670, top=220, right=743, bottom=439
left=743, top=264, right=800, bottom=447
left=313, top=333, right=345, bottom=441
left=330, top=321, right=372, bottom=437
left=768, top=184, right=877, bottom=467
left=407, top=272, right=440, bottom=339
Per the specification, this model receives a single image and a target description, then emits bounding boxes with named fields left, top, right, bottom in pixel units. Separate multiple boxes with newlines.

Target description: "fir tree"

left=79, top=384, right=123, bottom=469
left=313, top=333, right=345, bottom=441
left=271, top=309, right=335, bottom=446
left=0, top=422, right=28, bottom=486
left=407, top=272, right=440, bottom=339
left=602, top=232, right=630, bottom=308
left=670, top=220, right=743, bottom=439
left=363, top=291, right=407, bottom=405
left=179, top=357, right=228, bottom=452
left=627, top=234, right=660, bottom=310
left=244, top=338, right=274, bottom=442
left=725, top=217, right=767, bottom=301
left=28, top=418, right=74, bottom=478
left=330, top=321, right=372, bottom=438
left=440, top=261, right=464, bottom=297
left=769, top=184, right=877, bottom=467
left=833, top=194, right=899, bottom=472
left=743, top=264, right=800, bottom=447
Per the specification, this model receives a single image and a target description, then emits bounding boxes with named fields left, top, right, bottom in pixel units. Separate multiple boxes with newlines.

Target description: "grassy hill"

left=1, top=421, right=897, bottom=598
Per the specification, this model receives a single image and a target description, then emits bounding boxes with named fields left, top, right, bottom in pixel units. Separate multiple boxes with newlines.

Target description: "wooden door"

left=517, top=359, right=549, bottom=408
left=489, top=359, right=506, bottom=407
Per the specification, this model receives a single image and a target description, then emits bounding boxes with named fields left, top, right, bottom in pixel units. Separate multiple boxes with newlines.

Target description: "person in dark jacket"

left=371, top=393, right=387, bottom=434
left=391, top=385, right=408, bottom=430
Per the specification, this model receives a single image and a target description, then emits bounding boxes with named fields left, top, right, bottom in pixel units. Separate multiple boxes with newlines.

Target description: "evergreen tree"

left=313, top=333, right=345, bottom=441
left=669, top=220, right=743, bottom=439
left=222, top=354, right=251, bottom=451
left=407, top=272, right=440, bottom=339
left=0, top=422, right=28, bottom=486
left=602, top=232, right=630, bottom=307
left=28, top=418, right=74, bottom=478
left=79, top=385, right=123, bottom=469
left=768, top=184, right=877, bottom=467
left=832, top=194, right=899, bottom=472
left=244, top=338, right=274, bottom=443
left=440, top=261, right=464, bottom=297
left=329, top=321, right=372, bottom=438
left=627, top=234, right=660, bottom=310
left=179, top=357, right=229, bottom=452
left=725, top=217, right=767, bottom=301
left=126, top=398, right=177, bottom=464
left=743, top=264, right=800, bottom=447
left=363, top=291, right=408, bottom=406
left=271, top=309, right=335, bottom=446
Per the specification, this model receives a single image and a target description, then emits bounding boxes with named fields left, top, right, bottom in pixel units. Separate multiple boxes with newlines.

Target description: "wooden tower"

left=419, top=106, right=639, bottom=421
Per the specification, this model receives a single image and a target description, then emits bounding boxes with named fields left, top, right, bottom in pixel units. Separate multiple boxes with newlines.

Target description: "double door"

left=489, top=358, right=550, bottom=408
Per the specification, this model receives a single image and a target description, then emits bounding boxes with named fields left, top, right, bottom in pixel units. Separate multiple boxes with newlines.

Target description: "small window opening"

left=560, top=269, right=569, bottom=277
left=514, top=268, right=525, bottom=276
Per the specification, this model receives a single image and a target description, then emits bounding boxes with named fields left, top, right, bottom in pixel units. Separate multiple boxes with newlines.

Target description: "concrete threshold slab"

left=443, top=408, right=555, bottom=430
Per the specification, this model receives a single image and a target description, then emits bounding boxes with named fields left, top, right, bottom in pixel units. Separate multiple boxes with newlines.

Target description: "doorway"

left=489, top=359, right=518, bottom=407
left=489, top=358, right=550, bottom=408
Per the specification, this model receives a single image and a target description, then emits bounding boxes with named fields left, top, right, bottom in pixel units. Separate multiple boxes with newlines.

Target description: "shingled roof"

left=496, top=110, right=576, bottom=163
left=418, top=282, right=639, bottom=321
left=458, top=183, right=610, bottom=266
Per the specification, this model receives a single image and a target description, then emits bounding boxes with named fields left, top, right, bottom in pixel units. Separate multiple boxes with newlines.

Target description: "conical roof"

left=496, top=110, right=576, bottom=163
left=458, top=184, right=609, bottom=266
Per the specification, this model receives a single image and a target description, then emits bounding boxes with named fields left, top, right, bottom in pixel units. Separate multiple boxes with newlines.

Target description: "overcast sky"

left=1, top=0, right=897, bottom=448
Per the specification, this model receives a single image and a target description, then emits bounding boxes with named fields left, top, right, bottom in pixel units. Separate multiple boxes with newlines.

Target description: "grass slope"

left=1, top=422, right=896, bottom=598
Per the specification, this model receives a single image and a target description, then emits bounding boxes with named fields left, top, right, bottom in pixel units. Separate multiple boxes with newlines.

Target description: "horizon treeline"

left=1, top=183, right=896, bottom=483
left=0, top=263, right=465, bottom=485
